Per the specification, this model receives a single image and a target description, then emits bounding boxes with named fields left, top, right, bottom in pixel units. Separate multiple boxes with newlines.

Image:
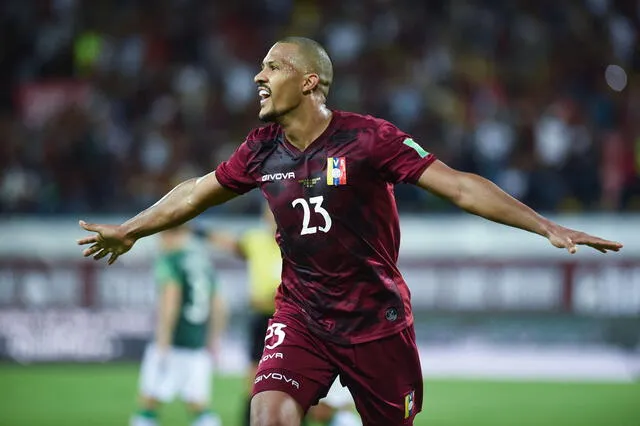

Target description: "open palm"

left=76, top=220, right=136, bottom=265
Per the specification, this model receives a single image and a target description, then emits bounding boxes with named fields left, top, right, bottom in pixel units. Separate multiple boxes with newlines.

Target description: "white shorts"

left=139, top=344, right=213, bottom=404
left=320, top=377, right=355, bottom=409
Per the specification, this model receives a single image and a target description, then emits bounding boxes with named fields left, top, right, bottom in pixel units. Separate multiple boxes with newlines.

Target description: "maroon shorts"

left=252, top=305, right=423, bottom=425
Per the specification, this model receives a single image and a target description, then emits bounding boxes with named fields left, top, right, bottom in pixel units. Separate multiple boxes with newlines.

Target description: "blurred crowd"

left=1, top=0, right=640, bottom=215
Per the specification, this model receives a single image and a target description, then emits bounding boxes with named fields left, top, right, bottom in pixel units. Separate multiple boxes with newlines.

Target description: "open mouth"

left=258, top=87, right=271, bottom=105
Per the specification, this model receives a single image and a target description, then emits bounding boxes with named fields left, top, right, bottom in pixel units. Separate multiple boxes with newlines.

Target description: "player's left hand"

left=545, top=224, right=623, bottom=254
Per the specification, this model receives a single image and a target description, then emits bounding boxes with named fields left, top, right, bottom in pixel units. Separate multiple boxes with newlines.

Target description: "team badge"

left=404, top=389, right=415, bottom=419
left=326, top=157, right=347, bottom=186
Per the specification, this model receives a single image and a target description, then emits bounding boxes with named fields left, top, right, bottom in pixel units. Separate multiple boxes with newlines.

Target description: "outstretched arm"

left=417, top=161, right=623, bottom=254
left=77, top=171, right=238, bottom=264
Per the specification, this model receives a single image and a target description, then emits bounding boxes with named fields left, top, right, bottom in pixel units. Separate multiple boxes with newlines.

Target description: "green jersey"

left=154, top=245, right=217, bottom=349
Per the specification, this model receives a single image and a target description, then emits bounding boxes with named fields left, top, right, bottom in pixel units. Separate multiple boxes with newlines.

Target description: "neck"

left=279, top=103, right=333, bottom=151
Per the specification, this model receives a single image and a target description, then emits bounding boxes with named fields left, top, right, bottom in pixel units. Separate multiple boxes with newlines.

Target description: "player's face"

left=254, top=43, right=306, bottom=122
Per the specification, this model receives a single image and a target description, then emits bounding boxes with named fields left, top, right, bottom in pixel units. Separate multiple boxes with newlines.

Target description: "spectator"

left=0, top=0, right=638, bottom=215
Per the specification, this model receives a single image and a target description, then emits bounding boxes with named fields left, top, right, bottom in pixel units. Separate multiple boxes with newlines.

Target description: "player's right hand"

left=545, top=223, right=623, bottom=254
left=77, top=220, right=136, bottom=265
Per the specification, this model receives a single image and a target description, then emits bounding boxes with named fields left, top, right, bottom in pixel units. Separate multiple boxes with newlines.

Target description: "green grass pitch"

left=0, top=364, right=638, bottom=426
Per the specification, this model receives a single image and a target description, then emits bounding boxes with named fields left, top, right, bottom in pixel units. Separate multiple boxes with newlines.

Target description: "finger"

left=565, top=238, right=577, bottom=254
left=594, top=242, right=615, bottom=251
left=574, top=236, right=622, bottom=253
left=85, top=248, right=101, bottom=258
left=601, top=240, right=623, bottom=250
left=82, top=244, right=102, bottom=257
left=588, top=242, right=621, bottom=252
left=574, top=235, right=623, bottom=250
left=94, top=250, right=109, bottom=260
left=77, top=236, right=98, bottom=245
left=78, top=220, right=97, bottom=232
left=108, top=252, right=119, bottom=265
left=589, top=243, right=619, bottom=253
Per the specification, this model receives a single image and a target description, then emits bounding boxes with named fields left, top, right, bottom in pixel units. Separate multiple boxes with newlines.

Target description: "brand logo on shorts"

left=259, top=352, right=284, bottom=365
left=404, top=389, right=415, bottom=419
left=262, top=172, right=296, bottom=182
left=255, top=372, right=300, bottom=389
left=385, top=307, right=398, bottom=322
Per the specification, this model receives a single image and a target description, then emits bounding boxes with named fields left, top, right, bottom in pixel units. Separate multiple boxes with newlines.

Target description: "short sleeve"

left=215, top=138, right=258, bottom=194
left=154, top=257, right=180, bottom=287
left=369, top=121, right=436, bottom=184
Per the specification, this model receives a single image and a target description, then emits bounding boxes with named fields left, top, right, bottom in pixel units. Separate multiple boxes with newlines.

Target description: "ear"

left=302, top=73, right=320, bottom=95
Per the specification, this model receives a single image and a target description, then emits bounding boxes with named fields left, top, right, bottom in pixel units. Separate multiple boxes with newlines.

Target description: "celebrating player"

left=131, top=226, right=226, bottom=426
left=78, top=37, right=622, bottom=426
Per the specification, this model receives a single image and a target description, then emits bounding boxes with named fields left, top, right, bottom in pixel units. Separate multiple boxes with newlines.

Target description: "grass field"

left=0, top=364, right=638, bottom=426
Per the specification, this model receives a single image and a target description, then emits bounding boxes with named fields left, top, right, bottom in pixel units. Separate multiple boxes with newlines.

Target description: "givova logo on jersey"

left=262, top=171, right=296, bottom=182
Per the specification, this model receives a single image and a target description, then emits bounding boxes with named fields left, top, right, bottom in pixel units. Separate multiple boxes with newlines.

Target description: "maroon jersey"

left=216, top=110, right=436, bottom=344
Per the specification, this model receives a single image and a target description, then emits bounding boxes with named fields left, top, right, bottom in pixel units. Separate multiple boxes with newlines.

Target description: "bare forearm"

left=122, top=172, right=236, bottom=240
left=418, top=161, right=622, bottom=254
left=121, top=178, right=203, bottom=240
left=456, top=173, right=551, bottom=237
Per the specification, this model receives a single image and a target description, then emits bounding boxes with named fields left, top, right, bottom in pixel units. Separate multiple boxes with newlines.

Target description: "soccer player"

left=206, top=205, right=361, bottom=426
left=78, top=37, right=622, bottom=426
left=131, top=226, right=226, bottom=426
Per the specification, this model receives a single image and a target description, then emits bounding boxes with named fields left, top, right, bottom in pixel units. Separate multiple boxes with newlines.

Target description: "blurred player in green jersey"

left=131, top=225, right=227, bottom=426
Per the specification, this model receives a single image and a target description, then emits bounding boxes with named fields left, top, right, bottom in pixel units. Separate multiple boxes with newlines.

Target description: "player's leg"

left=250, top=308, right=336, bottom=426
left=308, top=401, right=334, bottom=423
left=337, top=326, right=423, bottom=426
left=131, top=395, right=161, bottom=426
left=179, top=348, right=222, bottom=426
left=186, top=401, right=221, bottom=426
left=131, top=344, right=179, bottom=426
left=243, top=312, right=273, bottom=426
left=251, top=390, right=305, bottom=426
left=327, top=411, right=363, bottom=426
left=308, top=378, right=362, bottom=426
